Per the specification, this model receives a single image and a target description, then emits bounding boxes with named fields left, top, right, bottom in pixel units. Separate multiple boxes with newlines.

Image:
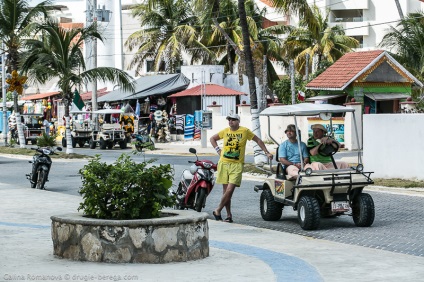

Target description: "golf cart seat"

left=101, top=123, right=121, bottom=131
left=275, top=145, right=287, bottom=180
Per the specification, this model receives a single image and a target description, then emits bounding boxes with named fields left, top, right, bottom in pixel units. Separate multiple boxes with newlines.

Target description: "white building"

left=258, top=0, right=424, bottom=51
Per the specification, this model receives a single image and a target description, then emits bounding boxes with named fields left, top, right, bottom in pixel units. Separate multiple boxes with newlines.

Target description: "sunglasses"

left=227, top=118, right=239, bottom=121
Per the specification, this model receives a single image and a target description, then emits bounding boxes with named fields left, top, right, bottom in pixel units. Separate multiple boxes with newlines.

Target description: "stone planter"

left=51, top=210, right=209, bottom=263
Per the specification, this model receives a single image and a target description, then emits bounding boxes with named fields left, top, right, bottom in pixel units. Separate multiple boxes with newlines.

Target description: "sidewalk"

left=1, top=185, right=424, bottom=282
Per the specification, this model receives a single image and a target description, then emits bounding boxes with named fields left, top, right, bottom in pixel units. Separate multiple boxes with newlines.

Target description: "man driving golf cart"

left=307, top=124, right=349, bottom=170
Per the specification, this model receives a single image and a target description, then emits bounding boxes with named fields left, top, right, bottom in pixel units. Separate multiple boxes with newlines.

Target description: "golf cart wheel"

left=78, top=140, right=85, bottom=148
left=107, top=142, right=114, bottom=149
left=260, top=189, right=283, bottom=221
left=352, top=193, right=375, bottom=227
left=99, top=138, right=106, bottom=149
left=89, top=139, right=96, bottom=149
left=298, top=195, right=321, bottom=230
left=31, top=139, right=37, bottom=145
left=119, top=140, right=127, bottom=149
left=71, top=136, right=76, bottom=148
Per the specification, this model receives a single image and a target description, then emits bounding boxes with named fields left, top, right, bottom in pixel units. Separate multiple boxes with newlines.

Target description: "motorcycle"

left=132, top=127, right=155, bottom=152
left=174, top=148, right=217, bottom=212
left=26, top=146, right=62, bottom=190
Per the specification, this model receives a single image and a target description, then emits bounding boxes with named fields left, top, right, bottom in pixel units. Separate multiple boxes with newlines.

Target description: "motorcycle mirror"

left=56, top=147, right=63, bottom=151
left=189, top=148, right=196, bottom=154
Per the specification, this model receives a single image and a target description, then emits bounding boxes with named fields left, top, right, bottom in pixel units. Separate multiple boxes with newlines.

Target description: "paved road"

left=1, top=148, right=423, bottom=258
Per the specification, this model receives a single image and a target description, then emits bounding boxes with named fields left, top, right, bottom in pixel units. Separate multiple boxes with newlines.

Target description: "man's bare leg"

left=214, top=183, right=236, bottom=217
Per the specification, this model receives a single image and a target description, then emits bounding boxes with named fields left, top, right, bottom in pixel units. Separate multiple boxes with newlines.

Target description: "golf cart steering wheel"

left=318, top=138, right=339, bottom=157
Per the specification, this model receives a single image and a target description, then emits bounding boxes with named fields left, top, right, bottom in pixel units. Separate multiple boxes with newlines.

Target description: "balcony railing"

left=334, top=16, right=363, bottom=23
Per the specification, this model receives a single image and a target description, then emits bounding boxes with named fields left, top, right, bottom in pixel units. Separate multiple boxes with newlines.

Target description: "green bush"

left=78, top=154, right=175, bottom=219
left=36, top=132, right=57, bottom=147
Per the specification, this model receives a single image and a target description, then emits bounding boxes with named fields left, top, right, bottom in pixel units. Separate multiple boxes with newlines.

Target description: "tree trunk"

left=226, top=43, right=233, bottom=73
left=238, top=0, right=267, bottom=165
left=63, top=95, right=74, bottom=154
left=13, top=91, right=26, bottom=148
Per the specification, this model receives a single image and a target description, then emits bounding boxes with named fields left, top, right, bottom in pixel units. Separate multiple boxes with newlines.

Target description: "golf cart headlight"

left=305, top=168, right=313, bottom=176
left=356, top=164, right=364, bottom=172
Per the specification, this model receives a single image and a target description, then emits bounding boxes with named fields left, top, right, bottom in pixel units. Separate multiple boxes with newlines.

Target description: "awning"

left=364, top=93, right=410, bottom=101
left=21, top=91, right=61, bottom=100
left=168, top=84, right=246, bottom=97
left=98, top=73, right=190, bottom=102
left=305, top=94, right=346, bottom=101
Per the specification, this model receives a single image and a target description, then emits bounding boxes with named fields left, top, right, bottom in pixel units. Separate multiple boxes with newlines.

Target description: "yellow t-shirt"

left=218, top=126, right=255, bottom=164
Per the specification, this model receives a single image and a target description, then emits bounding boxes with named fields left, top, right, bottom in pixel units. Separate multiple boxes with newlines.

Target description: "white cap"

left=226, top=113, right=240, bottom=120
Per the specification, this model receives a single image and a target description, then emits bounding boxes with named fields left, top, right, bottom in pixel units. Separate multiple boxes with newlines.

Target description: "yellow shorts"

left=216, top=162, right=244, bottom=187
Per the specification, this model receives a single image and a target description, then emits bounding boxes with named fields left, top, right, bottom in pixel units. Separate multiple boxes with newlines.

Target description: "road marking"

left=0, top=221, right=50, bottom=229
left=210, top=240, right=323, bottom=282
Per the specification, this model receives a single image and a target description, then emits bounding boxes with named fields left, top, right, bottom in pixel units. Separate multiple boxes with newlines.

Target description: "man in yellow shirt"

left=210, top=114, right=273, bottom=223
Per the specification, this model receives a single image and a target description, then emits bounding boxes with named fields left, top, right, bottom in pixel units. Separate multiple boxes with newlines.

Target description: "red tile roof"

left=22, top=91, right=60, bottom=100
left=306, top=50, right=385, bottom=90
left=259, top=0, right=274, bottom=7
left=168, top=84, right=246, bottom=98
left=80, top=87, right=110, bottom=101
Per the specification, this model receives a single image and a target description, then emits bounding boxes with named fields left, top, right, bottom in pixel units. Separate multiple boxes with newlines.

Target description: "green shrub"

left=36, top=132, right=57, bottom=147
left=78, top=154, right=175, bottom=219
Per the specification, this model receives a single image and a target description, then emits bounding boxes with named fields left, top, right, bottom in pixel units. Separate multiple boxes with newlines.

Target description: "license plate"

left=331, top=201, right=350, bottom=212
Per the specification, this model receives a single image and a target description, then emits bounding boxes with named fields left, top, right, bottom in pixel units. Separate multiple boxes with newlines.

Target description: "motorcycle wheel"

left=174, top=183, right=185, bottom=210
left=30, top=174, right=36, bottom=188
left=195, top=189, right=207, bottom=212
left=36, top=167, right=48, bottom=190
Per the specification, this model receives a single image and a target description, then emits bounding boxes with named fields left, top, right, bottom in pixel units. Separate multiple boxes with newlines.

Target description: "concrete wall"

left=363, top=114, right=424, bottom=180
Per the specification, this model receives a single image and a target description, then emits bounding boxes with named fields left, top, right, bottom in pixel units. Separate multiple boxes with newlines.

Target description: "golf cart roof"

left=92, top=109, right=124, bottom=114
left=21, top=113, right=44, bottom=116
left=70, top=110, right=92, bottom=114
left=260, top=103, right=355, bottom=116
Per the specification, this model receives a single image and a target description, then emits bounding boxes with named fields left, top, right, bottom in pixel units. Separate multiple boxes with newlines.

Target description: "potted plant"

left=50, top=153, right=209, bottom=263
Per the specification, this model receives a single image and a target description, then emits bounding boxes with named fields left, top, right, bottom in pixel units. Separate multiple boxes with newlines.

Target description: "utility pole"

left=394, top=0, right=404, bottom=19
left=2, top=43, right=7, bottom=145
left=91, top=0, right=98, bottom=128
left=201, top=71, right=207, bottom=148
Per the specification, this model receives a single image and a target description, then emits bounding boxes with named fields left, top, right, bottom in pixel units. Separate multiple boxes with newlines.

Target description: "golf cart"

left=12, top=113, right=44, bottom=145
left=89, top=109, right=127, bottom=150
left=254, top=103, right=375, bottom=230
left=62, top=110, right=93, bottom=148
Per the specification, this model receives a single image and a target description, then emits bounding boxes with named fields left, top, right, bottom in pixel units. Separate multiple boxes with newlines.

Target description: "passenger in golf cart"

left=277, top=124, right=325, bottom=180
left=307, top=124, right=349, bottom=170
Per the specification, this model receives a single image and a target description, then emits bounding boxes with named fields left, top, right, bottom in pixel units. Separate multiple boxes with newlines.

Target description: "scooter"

left=26, top=146, right=62, bottom=189
left=174, top=148, right=217, bottom=212
left=132, top=127, right=155, bottom=152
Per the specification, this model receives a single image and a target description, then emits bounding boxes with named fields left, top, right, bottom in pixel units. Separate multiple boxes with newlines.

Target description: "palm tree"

left=21, top=20, right=135, bottom=154
left=125, top=0, right=212, bottom=74
left=0, top=0, right=52, bottom=147
left=379, top=12, right=424, bottom=82
left=198, top=0, right=241, bottom=73
left=280, top=4, right=358, bottom=75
